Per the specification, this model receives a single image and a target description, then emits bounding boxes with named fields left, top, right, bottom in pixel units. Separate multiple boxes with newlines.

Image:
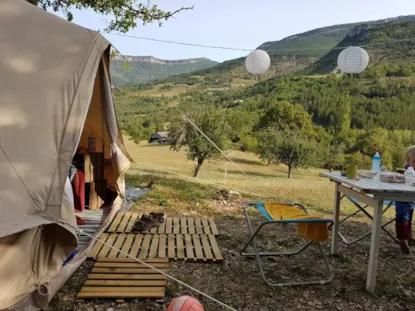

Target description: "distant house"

left=149, top=131, right=170, bottom=144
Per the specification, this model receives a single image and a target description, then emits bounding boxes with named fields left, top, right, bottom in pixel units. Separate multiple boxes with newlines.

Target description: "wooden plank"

left=208, top=235, right=223, bottom=261
left=180, top=217, right=188, bottom=234
left=208, top=217, right=219, bottom=235
left=128, top=234, right=143, bottom=258
left=165, top=217, right=173, bottom=234
left=118, top=234, right=134, bottom=258
left=158, top=234, right=167, bottom=258
left=138, top=235, right=151, bottom=259
left=200, top=235, right=213, bottom=260
left=108, top=234, right=126, bottom=258
left=97, top=258, right=169, bottom=263
left=77, top=291, right=164, bottom=299
left=168, top=234, right=175, bottom=259
left=148, top=234, right=159, bottom=258
left=88, top=274, right=166, bottom=280
left=94, top=262, right=169, bottom=269
left=125, top=213, right=139, bottom=233
left=366, top=201, right=383, bottom=293
left=85, top=280, right=167, bottom=287
left=319, top=172, right=415, bottom=194
left=195, top=218, right=204, bottom=234
left=192, top=235, right=204, bottom=260
left=331, top=182, right=341, bottom=255
left=88, top=233, right=108, bottom=259
left=91, top=268, right=168, bottom=274
left=184, top=234, right=195, bottom=260
left=173, top=217, right=180, bottom=234
left=373, top=193, right=415, bottom=202
left=176, top=234, right=185, bottom=259
left=187, top=217, right=195, bottom=234
left=202, top=217, right=211, bottom=235
left=81, top=287, right=165, bottom=292
left=108, top=213, right=124, bottom=232
left=157, top=220, right=166, bottom=234
left=150, top=225, right=158, bottom=234
left=117, top=213, right=132, bottom=233
left=97, top=234, right=117, bottom=257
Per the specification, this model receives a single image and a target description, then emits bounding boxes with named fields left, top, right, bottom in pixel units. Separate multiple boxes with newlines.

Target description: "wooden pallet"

left=77, top=258, right=168, bottom=302
left=88, top=233, right=223, bottom=262
left=107, top=212, right=219, bottom=235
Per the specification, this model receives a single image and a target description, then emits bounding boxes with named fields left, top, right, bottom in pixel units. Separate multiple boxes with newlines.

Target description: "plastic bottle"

left=371, top=152, right=381, bottom=173
left=404, top=166, right=415, bottom=184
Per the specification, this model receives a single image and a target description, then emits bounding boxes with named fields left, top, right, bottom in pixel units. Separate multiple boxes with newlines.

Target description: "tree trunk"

left=288, top=165, right=292, bottom=179
left=194, top=158, right=204, bottom=178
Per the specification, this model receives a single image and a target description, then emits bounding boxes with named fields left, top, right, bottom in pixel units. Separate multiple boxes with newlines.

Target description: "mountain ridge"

left=114, top=55, right=216, bottom=65
left=110, top=56, right=218, bottom=86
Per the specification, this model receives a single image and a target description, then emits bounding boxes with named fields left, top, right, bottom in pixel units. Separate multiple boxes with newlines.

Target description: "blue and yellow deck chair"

left=240, top=202, right=334, bottom=287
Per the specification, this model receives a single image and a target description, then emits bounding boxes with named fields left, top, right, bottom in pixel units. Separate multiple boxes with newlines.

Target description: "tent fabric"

left=0, top=0, right=131, bottom=309
left=0, top=0, right=110, bottom=238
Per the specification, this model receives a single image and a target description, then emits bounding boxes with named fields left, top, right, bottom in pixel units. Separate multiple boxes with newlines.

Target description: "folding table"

left=320, top=172, right=415, bottom=293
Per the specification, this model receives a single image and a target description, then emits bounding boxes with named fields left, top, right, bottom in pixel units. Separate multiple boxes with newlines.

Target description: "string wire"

left=105, top=32, right=415, bottom=53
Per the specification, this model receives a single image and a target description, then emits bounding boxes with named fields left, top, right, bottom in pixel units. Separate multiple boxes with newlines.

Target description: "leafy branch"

left=27, top=0, right=194, bottom=32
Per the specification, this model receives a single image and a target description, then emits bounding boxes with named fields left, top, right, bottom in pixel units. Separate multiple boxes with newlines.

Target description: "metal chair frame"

left=240, top=202, right=334, bottom=287
left=335, top=195, right=399, bottom=245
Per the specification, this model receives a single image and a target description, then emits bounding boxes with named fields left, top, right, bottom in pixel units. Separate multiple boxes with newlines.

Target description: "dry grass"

left=125, top=139, right=386, bottom=218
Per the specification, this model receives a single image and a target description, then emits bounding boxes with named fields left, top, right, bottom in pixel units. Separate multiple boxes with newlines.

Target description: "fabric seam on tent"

left=0, top=144, right=41, bottom=209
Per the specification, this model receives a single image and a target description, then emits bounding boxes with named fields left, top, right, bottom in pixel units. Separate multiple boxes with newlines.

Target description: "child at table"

left=395, top=145, right=415, bottom=254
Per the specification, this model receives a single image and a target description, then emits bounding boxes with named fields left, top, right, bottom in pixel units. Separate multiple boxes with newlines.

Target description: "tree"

left=256, top=99, right=315, bottom=138
left=319, top=142, right=346, bottom=172
left=257, top=128, right=316, bottom=178
left=169, top=106, right=230, bottom=178
left=27, top=0, right=193, bottom=32
left=329, top=91, right=351, bottom=145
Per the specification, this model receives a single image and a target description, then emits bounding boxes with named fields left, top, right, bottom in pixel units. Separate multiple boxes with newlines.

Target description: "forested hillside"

left=310, top=21, right=415, bottom=74
left=151, top=15, right=415, bottom=84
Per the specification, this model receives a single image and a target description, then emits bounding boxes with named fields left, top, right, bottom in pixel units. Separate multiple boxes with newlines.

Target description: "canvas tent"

left=0, top=0, right=131, bottom=309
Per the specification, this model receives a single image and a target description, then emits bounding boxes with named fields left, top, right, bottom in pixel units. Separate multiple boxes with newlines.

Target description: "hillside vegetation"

left=310, top=21, right=415, bottom=74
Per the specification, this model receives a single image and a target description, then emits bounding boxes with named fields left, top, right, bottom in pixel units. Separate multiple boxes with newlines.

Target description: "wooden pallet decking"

left=107, top=212, right=219, bottom=235
left=88, top=233, right=223, bottom=262
left=77, top=258, right=168, bottom=302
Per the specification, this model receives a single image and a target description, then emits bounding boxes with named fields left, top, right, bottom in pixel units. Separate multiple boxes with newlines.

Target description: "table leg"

left=331, top=182, right=341, bottom=254
left=366, top=200, right=383, bottom=293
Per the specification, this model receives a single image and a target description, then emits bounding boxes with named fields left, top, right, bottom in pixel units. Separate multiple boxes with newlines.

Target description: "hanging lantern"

left=337, top=46, right=369, bottom=73
left=245, top=49, right=271, bottom=74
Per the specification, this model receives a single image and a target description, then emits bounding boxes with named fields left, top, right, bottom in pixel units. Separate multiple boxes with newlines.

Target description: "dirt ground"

left=49, top=204, right=415, bottom=311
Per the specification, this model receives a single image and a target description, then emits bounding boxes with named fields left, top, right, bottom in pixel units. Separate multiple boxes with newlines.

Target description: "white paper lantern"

left=245, top=49, right=271, bottom=74
left=337, top=46, right=369, bottom=73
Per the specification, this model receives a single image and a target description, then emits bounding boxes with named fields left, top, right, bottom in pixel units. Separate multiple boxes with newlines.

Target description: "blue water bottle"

left=371, top=152, right=381, bottom=173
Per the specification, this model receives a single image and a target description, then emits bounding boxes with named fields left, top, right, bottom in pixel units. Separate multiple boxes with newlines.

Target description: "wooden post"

left=366, top=200, right=383, bottom=293
left=331, top=182, right=341, bottom=254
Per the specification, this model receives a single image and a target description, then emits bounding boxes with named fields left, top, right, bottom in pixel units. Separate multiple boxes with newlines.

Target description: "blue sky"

left=52, top=0, right=415, bottom=62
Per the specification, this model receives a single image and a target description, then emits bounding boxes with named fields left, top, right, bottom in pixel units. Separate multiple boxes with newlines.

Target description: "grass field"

left=124, top=138, right=371, bottom=218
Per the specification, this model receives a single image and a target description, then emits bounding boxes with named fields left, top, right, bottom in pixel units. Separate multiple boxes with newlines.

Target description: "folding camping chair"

left=336, top=195, right=399, bottom=245
left=240, top=202, right=334, bottom=287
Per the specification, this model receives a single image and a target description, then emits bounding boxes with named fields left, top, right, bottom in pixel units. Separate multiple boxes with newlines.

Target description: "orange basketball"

left=167, top=295, right=204, bottom=311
